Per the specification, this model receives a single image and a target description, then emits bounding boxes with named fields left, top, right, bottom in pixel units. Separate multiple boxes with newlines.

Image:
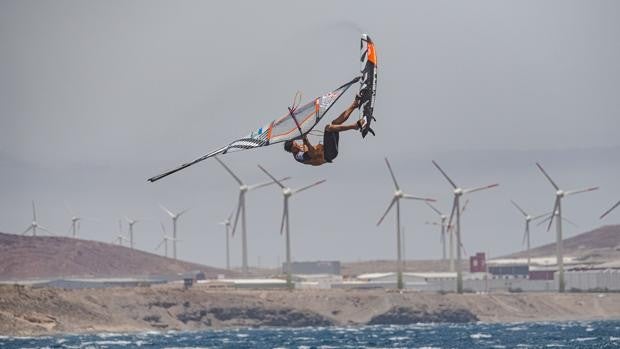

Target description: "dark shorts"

left=323, top=130, right=339, bottom=162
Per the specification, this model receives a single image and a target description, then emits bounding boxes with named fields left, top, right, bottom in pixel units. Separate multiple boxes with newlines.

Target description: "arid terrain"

left=1, top=226, right=620, bottom=336
left=0, top=232, right=234, bottom=280
left=1, top=284, right=620, bottom=336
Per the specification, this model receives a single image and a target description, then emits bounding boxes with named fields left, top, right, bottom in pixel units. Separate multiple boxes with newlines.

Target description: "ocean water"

left=2, top=321, right=620, bottom=348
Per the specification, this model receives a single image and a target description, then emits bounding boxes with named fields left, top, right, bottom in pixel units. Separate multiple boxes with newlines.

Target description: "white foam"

left=470, top=333, right=492, bottom=339
left=572, top=337, right=596, bottom=342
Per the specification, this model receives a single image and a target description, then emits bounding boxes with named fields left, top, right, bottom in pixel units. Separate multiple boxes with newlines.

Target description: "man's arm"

left=302, top=136, right=318, bottom=156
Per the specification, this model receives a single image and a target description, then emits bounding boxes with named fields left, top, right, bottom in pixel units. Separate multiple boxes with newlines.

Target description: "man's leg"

left=325, top=122, right=358, bottom=133
left=329, top=100, right=358, bottom=125
left=325, top=100, right=359, bottom=133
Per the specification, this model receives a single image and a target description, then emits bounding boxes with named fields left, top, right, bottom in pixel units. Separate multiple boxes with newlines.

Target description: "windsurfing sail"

left=358, top=33, right=378, bottom=138
left=148, top=77, right=359, bottom=182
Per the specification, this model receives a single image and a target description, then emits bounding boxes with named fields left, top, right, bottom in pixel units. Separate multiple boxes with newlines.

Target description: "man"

left=283, top=96, right=364, bottom=166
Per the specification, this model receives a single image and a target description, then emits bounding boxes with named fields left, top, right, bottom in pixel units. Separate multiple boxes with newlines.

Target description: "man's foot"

left=356, top=118, right=367, bottom=130
left=353, top=93, right=362, bottom=109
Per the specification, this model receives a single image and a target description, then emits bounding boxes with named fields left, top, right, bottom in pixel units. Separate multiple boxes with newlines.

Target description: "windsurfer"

left=283, top=96, right=364, bottom=165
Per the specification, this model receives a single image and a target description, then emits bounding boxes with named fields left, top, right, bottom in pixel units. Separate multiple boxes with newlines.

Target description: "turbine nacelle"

left=283, top=188, right=293, bottom=197
left=556, top=190, right=565, bottom=198
left=454, top=188, right=464, bottom=196
left=394, top=190, right=404, bottom=199
left=240, top=184, right=249, bottom=192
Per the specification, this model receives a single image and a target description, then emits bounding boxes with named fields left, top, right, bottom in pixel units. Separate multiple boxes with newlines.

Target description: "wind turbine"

left=156, top=222, right=176, bottom=258
left=218, top=209, right=235, bottom=270
left=536, top=162, right=598, bottom=293
left=65, top=203, right=82, bottom=238
left=114, top=220, right=129, bottom=246
left=258, top=164, right=325, bottom=290
left=600, top=200, right=620, bottom=219
left=377, top=158, right=436, bottom=290
left=21, top=201, right=53, bottom=236
left=215, top=156, right=289, bottom=275
left=432, top=160, right=498, bottom=294
left=125, top=217, right=140, bottom=249
left=160, top=205, right=190, bottom=260
left=65, top=202, right=98, bottom=238
left=510, top=200, right=549, bottom=269
left=425, top=202, right=448, bottom=261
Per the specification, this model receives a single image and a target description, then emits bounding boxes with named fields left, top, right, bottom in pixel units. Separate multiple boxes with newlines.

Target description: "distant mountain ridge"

left=504, top=225, right=620, bottom=261
left=0, top=232, right=233, bottom=280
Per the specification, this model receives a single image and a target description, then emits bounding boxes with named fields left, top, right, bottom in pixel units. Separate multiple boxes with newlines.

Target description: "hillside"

left=505, top=225, right=620, bottom=262
left=341, top=225, right=620, bottom=274
left=0, top=232, right=233, bottom=280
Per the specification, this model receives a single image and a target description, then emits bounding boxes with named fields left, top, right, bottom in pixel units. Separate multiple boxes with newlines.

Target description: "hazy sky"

left=1, top=1, right=619, bottom=269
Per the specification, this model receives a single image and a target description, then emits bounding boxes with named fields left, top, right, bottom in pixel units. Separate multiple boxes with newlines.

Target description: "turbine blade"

left=227, top=207, right=235, bottom=222
left=22, top=226, right=33, bottom=235
left=432, top=161, right=458, bottom=189
left=536, top=215, right=552, bottom=227
left=159, top=204, right=175, bottom=218
left=461, top=199, right=470, bottom=214
left=64, top=201, right=75, bottom=216
left=425, top=202, right=443, bottom=216
left=160, top=222, right=167, bottom=234
left=561, top=216, right=579, bottom=228
left=32, top=201, right=37, bottom=221
left=565, top=187, right=599, bottom=196
left=377, top=198, right=396, bottom=226
left=292, top=179, right=326, bottom=195
left=214, top=156, right=244, bottom=185
left=460, top=242, right=468, bottom=257
left=463, top=183, right=499, bottom=194
left=601, top=200, right=620, bottom=219
left=447, top=196, right=457, bottom=231
left=178, top=208, right=191, bottom=218
left=546, top=198, right=560, bottom=232
left=536, top=162, right=560, bottom=190
left=402, top=194, right=435, bottom=202
left=155, top=239, right=165, bottom=250
left=38, top=225, right=55, bottom=235
left=384, top=157, right=400, bottom=190
left=532, top=212, right=551, bottom=221
left=280, top=201, right=288, bottom=235
left=231, top=193, right=243, bottom=236
left=257, top=165, right=286, bottom=189
left=510, top=200, right=528, bottom=217
left=248, top=177, right=291, bottom=191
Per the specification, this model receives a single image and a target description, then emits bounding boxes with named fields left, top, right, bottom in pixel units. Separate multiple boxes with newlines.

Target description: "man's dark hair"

left=284, top=140, right=294, bottom=152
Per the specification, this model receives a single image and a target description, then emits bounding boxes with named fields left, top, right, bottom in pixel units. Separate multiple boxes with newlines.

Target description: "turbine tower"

left=432, top=160, right=499, bottom=294
left=125, top=217, right=140, bottom=249
left=536, top=162, right=598, bottom=293
left=215, top=156, right=289, bottom=275
left=22, top=201, right=53, bottom=236
left=160, top=205, right=190, bottom=260
left=601, top=200, right=620, bottom=219
left=377, top=158, right=436, bottom=290
left=258, top=165, right=325, bottom=290
left=218, top=209, right=235, bottom=270
left=510, top=200, right=549, bottom=268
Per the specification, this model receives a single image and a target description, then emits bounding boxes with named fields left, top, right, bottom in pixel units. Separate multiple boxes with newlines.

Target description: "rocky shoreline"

left=1, top=284, right=620, bottom=336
